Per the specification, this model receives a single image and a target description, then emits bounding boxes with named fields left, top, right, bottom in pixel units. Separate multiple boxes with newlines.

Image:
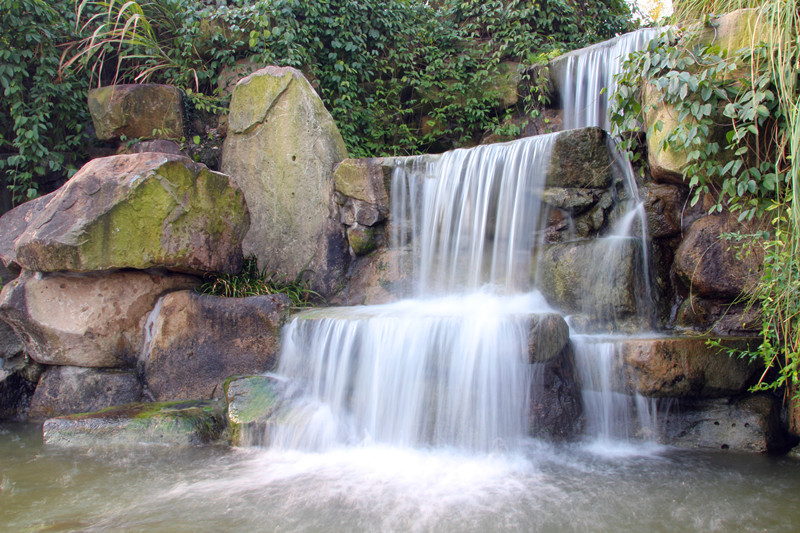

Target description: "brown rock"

left=331, top=248, right=415, bottom=305
left=673, top=214, right=762, bottom=298
left=29, top=366, right=142, bottom=419
left=619, top=336, right=759, bottom=397
left=142, top=291, right=290, bottom=401
left=88, top=84, right=184, bottom=141
left=0, top=270, right=199, bottom=368
left=640, top=183, right=686, bottom=238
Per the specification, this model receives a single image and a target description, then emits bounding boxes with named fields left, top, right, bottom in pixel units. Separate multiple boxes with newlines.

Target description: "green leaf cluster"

left=0, top=0, right=92, bottom=206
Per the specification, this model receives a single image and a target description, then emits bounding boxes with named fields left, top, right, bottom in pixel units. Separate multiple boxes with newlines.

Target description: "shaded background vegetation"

left=1, top=0, right=635, bottom=208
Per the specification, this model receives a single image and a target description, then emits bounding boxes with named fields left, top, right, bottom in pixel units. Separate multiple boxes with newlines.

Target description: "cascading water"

left=558, top=28, right=660, bottom=131
left=555, top=28, right=662, bottom=445
left=271, top=135, right=558, bottom=453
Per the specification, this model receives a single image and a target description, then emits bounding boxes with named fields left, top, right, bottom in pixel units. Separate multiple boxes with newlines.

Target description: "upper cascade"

left=553, top=28, right=660, bottom=131
left=390, top=134, right=556, bottom=296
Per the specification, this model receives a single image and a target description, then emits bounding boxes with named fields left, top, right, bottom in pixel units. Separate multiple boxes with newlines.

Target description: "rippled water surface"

left=3, top=423, right=800, bottom=533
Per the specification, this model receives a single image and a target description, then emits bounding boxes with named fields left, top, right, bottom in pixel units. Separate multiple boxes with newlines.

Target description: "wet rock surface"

left=29, top=366, right=142, bottom=419
left=142, top=291, right=290, bottom=401
left=42, top=399, right=227, bottom=447
left=662, top=394, right=786, bottom=453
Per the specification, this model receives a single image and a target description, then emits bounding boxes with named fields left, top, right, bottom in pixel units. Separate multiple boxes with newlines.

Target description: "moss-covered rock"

left=87, top=84, right=184, bottom=141
left=224, top=375, right=282, bottom=446
left=347, top=224, right=381, bottom=256
left=221, top=66, right=349, bottom=296
left=535, top=237, right=646, bottom=331
left=13, top=153, right=249, bottom=275
left=42, top=399, right=228, bottom=447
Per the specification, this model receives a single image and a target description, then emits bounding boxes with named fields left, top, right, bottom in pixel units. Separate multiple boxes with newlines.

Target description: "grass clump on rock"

left=198, top=256, right=321, bottom=308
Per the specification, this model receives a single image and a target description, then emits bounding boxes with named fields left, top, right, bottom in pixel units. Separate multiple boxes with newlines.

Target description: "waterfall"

left=270, top=136, right=558, bottom=452
left=557, top=28, right=660, bottom=131
left=554, top=28, right=662, bottom=444
left=265, top=30, right=664, bottom=452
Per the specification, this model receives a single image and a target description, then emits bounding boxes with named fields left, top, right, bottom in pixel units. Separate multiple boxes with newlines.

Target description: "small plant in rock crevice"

left=198, top=256, right=322, bottom=308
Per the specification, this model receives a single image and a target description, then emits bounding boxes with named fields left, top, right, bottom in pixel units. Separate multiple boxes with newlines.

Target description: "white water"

left=558, top=28, right=660, bottom=131
left=272, top=136, right=559, bottom=453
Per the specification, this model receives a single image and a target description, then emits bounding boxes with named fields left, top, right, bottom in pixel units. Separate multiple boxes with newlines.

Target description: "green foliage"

left=610, top=5, right=800, bottom=400
left=610, top=28, right=784, bottom=221
left=199, top=256, right=322, bottom=308
left=0, top=0, right=92, bottom=206
left=64, top=0, right=634, bottom=157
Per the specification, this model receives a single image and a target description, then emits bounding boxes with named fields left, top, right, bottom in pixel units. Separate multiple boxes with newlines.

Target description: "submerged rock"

left=142, top=291, right=290, bottom=401
left=29, top=366, right=142, bottom=419
left=225, top=375, right=284, bottom=446
left=42, top=399, right=227, bottom=447
left=0, top=270, right=199, bottom=368
left=87, top=84, right=184, bottom=141
left=13, top=153, right=249, bottom=275
left=221, top=66, right=349, bottom=296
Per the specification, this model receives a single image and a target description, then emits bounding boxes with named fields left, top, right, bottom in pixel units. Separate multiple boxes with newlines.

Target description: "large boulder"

left=42, top=399, right=227, bottom=447
left=619, top=336, right=759, bottom=397
left=13, top=153, right=249, bottom=275
left=29, top=366, right=142, bottom=419
left=645, top=10, right=763, bottom=182
left=673, top=214, right=761, bottom=298
left=141, top=291, right=290, bottom=401
left=0, top=270, right=199, bottom=368
left=546, top=128, right=613, bottom=189
left=221, top=66, right=349, bottom=296
left=0, top=192, right=56, bottom=272
left=87, top=84, right=184, bottom=141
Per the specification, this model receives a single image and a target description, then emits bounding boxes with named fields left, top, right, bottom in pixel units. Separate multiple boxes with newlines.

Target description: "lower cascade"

left=262, top=131, right=656, bottom=453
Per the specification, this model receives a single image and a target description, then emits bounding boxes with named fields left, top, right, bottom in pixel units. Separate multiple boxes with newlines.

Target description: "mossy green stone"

left=224, top=375, right=280, bottom=446
left=42, top=399, right=228, bottom=447
left=14, top=153, right=249, bottom=274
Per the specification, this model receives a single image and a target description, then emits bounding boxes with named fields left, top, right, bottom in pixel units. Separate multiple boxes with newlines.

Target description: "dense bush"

left=0, top=0, right=92, bottom=207
left=63, top=0, right=635, bottom=157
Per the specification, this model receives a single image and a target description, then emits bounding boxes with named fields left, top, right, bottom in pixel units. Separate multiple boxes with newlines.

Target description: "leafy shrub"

left=0, top=0, right=92, bottom=206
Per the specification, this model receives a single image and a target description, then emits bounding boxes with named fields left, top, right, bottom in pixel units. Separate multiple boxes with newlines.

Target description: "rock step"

left=43, top=399, right=227, bottom=447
